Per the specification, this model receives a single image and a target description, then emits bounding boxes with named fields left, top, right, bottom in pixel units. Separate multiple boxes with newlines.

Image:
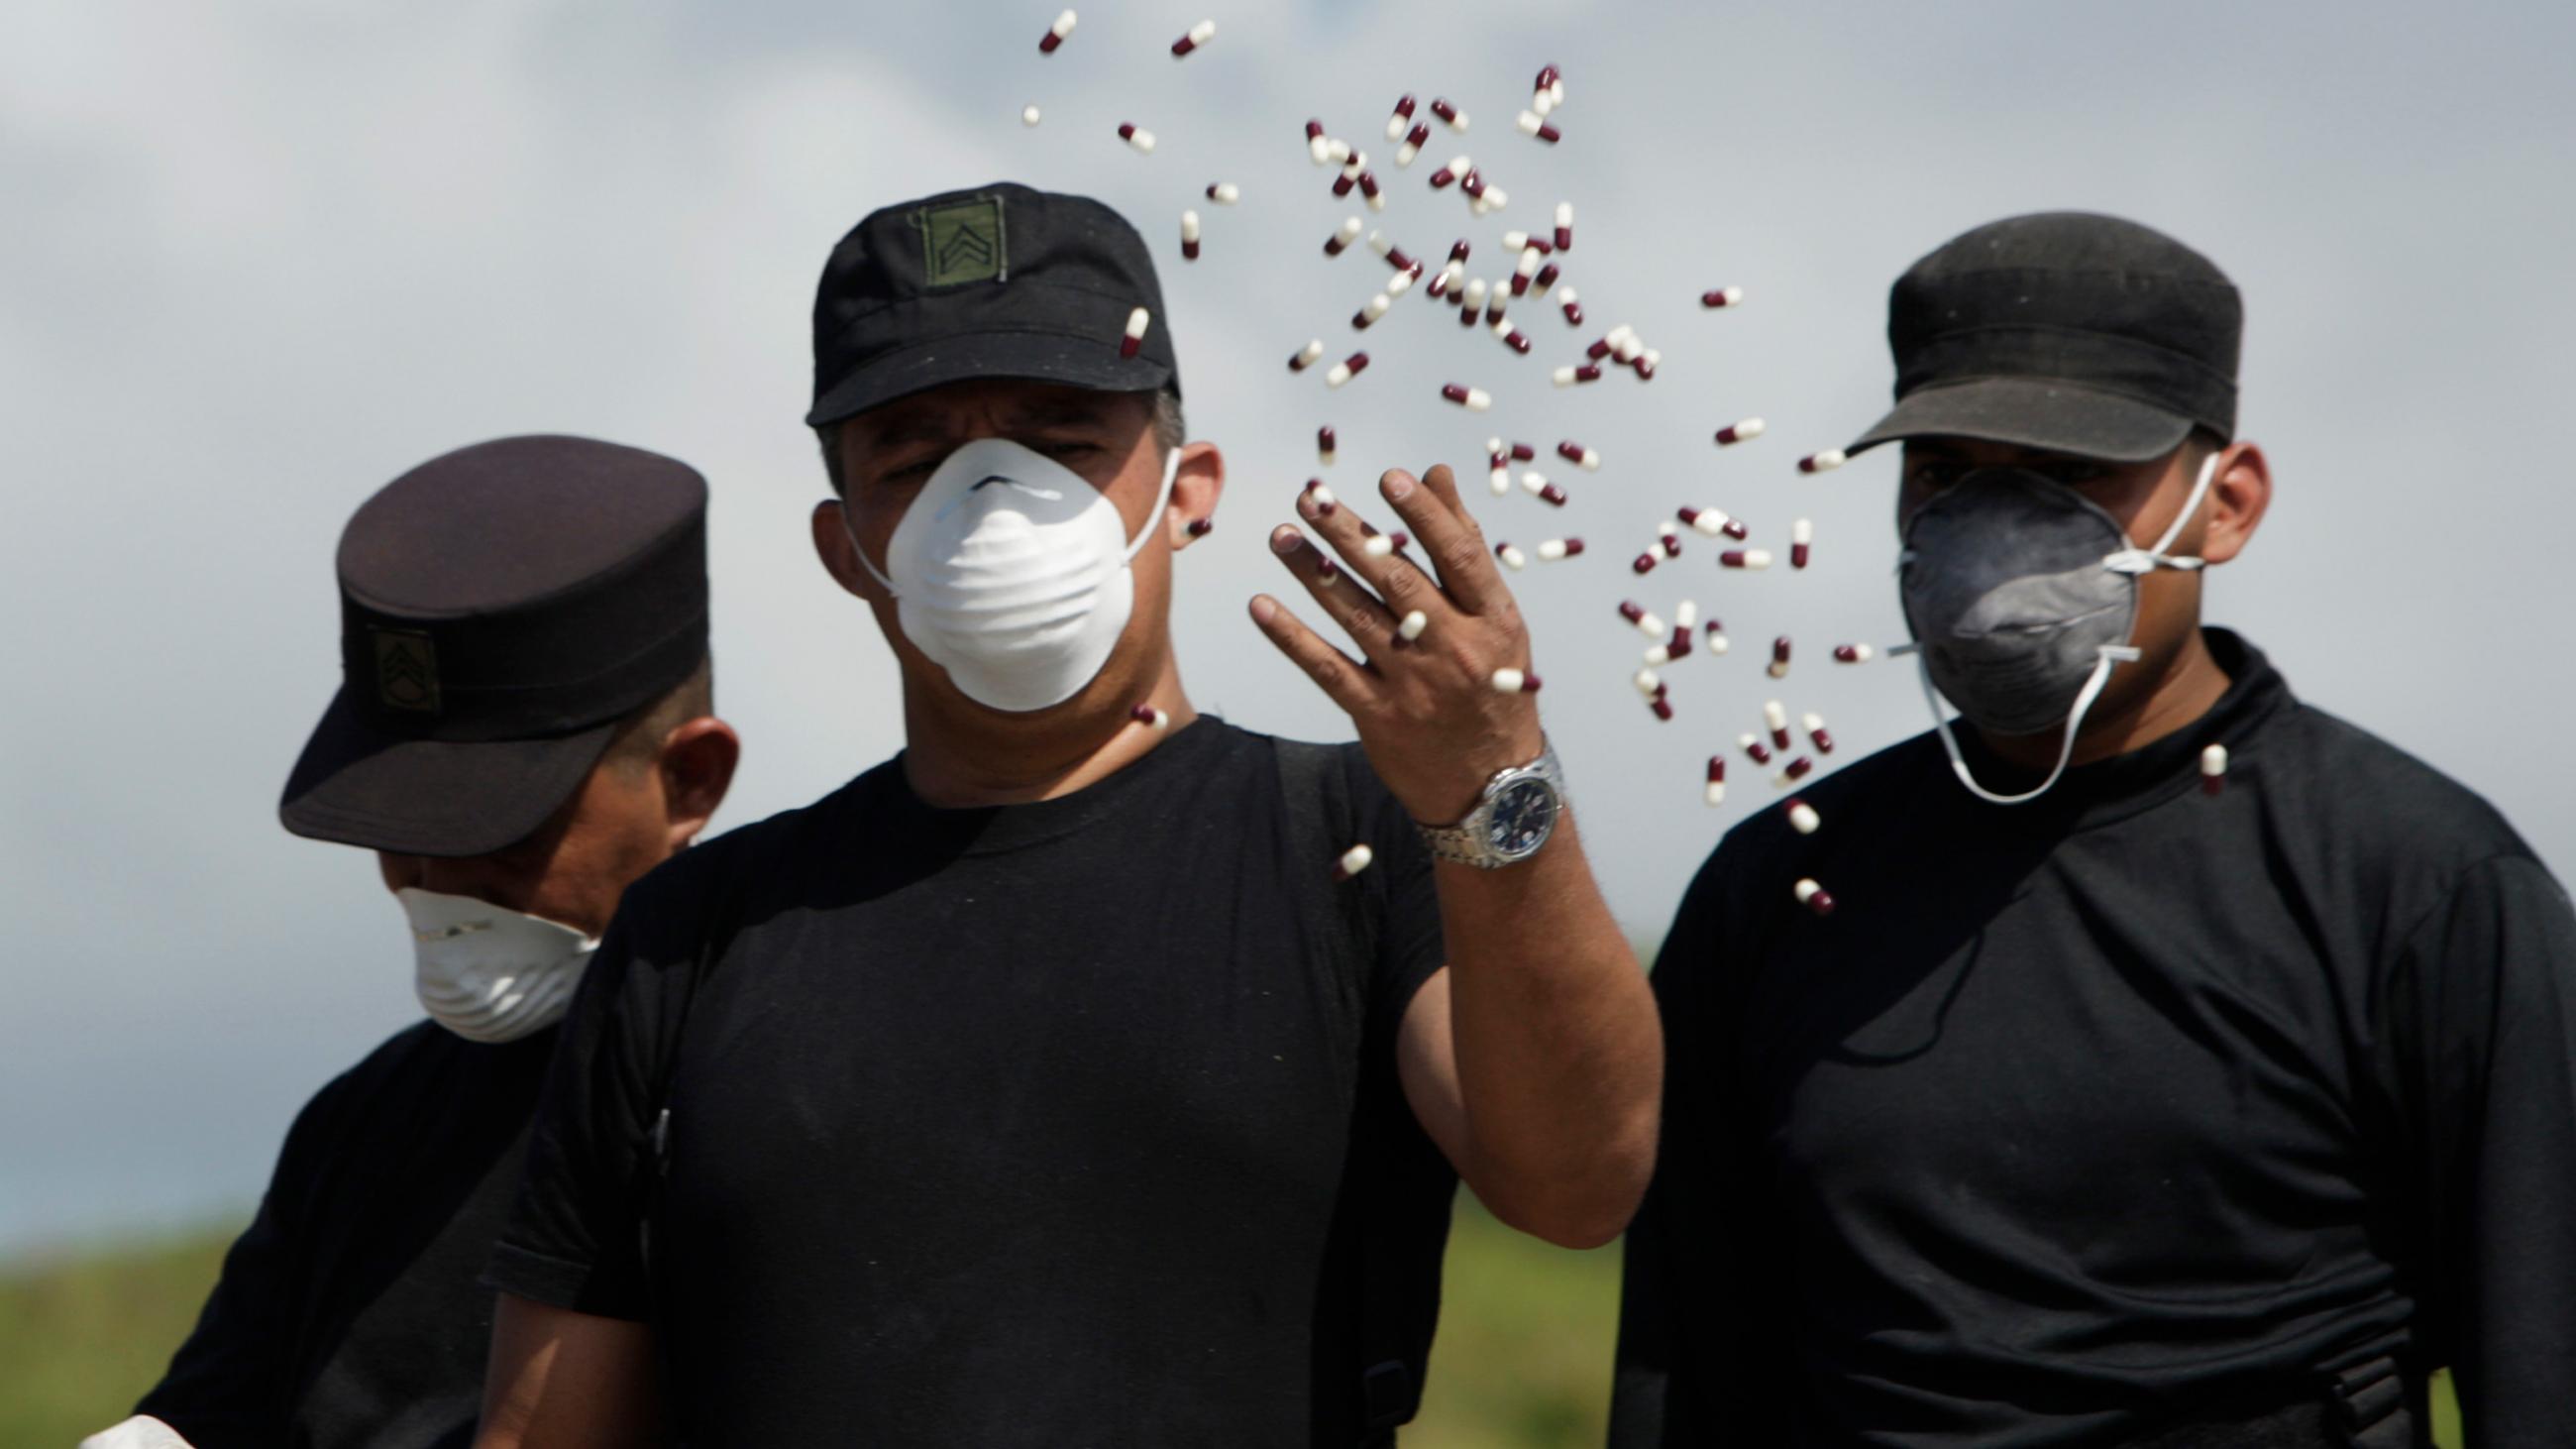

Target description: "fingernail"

left=1249, top=596, right=1277, bottom=624
left=1383, top=473, right=1415, bottom=502
left=1270, top=526, right=1302, bottom=555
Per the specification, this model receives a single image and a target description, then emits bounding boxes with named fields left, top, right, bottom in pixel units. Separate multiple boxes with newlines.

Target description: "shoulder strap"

left=1273, top=739, right=1436, bottom=1447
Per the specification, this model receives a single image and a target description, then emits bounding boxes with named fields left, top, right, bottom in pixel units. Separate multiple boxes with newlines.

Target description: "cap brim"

left=278, top=687, right=620, bottom=857
left=1848, top=378, right=2195, bottom=463
left=805, top=330, right=1175, bottom=429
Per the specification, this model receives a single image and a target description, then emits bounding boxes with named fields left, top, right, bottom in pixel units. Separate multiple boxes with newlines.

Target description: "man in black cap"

left=86, top=436, right=738, bottom=1449
left=1612, top=213, right=2576, bottom=1447
left=476, top=181, right=1660, bottom=1447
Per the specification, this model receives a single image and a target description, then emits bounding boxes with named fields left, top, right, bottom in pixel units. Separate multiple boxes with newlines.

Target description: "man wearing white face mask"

left=1615, top=214, right=2576, bottom=1447
left=477, top=182, right=1661, bottom=1447
left=88, top=436, right=738, bottom=1449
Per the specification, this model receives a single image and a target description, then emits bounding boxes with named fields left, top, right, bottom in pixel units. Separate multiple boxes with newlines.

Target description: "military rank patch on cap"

left=372, top=627, right=441, bottom=713
left=917, top=194, right=1007, bottom=288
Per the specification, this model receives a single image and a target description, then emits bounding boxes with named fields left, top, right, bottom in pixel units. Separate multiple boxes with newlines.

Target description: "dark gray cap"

left=1850, top=212, right=2241, bottom=463
left=279, top=435, right=708, bottom=857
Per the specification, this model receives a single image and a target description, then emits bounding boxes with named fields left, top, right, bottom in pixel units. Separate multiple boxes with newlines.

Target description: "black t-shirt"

left=1612, top=630, right=2576, bottom=1447
left=486, top=719, right=1456, bottom=1446
left=135, top=1019, right=554, bottom=1449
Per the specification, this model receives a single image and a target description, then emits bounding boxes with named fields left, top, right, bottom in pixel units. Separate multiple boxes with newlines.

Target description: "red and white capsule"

left=1833, top=643, right=1877, bottom=664
left=1512, top=246, right=1542, bottom=295
left=1538, top=537, right=1582, bottom=561
left=1130, top=703, right=1168, bottom=731
left=1721, top=548, right=1774, bottom=570
left=1325, top=351, right=1369, bottom=388
left=1289, top=338, right=1325, bottom=372
left=1306, top=119, right=1331, bottom=165
left=1205, top=181, right=1239, bottom=205
left=1633, top=667, right=1664, bottom=698
left=1490, top=667, right=1541, bottom=694
left=1325, top=217, right=1363, bottom=257
left=1794, top=878, right=1835, bottom=917
left=1785, top=798, right=1821, bottom=836
left=1169, top=19, right=1215, bottom=56
left=1660, top=521, right=1683, bottom=557
left=1431, top=97, right=1466, bottom=130
left=1038, top=9, right=1077, bottom=53
left=2201, top=743, right=2229, bottom=796
left=1714, top=417, right=1765, bottom=446
left=1429, top=155, right=1472, bottom=188
left=1516, top=110, right=1561, bottom=143
left=1799, top=448, right=1848, bottom=475
left=1179, top=210, right=1201, bottom=261
left=1764, top=700, right=1791, bottom=750
left=1676, top=506, right=1733, bottom=539
left=1317, top=426, right=1337, bottom=466
left=1358, top=171, right=1384, bottom=211
left=1397, top=610, right=1429, bottom=643
left=1618, top=600, right=1667, bottom=638
left=1385, top=94, right=1417, bottom=141
left=1353, top=292, right=1391, bottom=329
left=1768, top=636, right=1792, bottom=681
left=1556, top=287, right=1584, bottom=326
left=1396, top=123, right=1432, bottom=167
left=1118, top=122, right=1156, bottom=156
left=1556, top=440, right=1601, bottom=472
left=1705, top=756, right=1728, bottom=807
left=1791, top=518, right=1813, bottom=570
left=1704, top=618, right=1730, bottom=654
left=1701, top=285, right=1745, bottom=308
left=1303, top=480, right=1338, bottom=515
left=1441, top=382, right=1493, bottom=411
left=1804, top=713, right=1836, bottom=754
left=1332, top=843, right=1375, bottom=882
left=1778, top=756, right=1814, bottom=785
left=1494, top=541, right=1528, bottom=570
left=1555, top=201, right=1574, bottom=252
left=1741, top=732, right=1774, bottom=767
left=1120, top=306, right=1150, bottom=359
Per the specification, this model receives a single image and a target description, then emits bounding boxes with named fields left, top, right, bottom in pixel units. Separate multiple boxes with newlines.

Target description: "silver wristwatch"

left=1415, top=742, right=1566, bottom=868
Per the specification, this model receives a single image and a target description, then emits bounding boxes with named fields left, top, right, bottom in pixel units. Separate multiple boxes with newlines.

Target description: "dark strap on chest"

left=1273, top=740, right=1421, bottom=1447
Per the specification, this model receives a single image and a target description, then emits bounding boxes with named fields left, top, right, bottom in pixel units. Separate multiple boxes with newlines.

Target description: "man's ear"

left=2199, top=441, right=2272, bottom=567
left=1164, top=441, right=1226, bottom=549
left=810, top=500, right=883, bottom=603
left=655, top=717, right=740, bottom=853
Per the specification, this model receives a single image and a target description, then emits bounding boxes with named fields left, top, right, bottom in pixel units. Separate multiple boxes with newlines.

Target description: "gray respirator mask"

left=1895, top=455, right=2217, bottom=804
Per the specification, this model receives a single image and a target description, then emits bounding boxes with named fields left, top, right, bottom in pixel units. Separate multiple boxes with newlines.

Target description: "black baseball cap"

left=279, top=435, right=709, bottom=858
left=1850, top=212, right=2241, bottom=463
left=805, top=181, right=1178, bottom=430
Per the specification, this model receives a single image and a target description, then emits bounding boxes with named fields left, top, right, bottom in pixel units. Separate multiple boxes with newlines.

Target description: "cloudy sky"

left=5, top=0, right=2574, bottom=1252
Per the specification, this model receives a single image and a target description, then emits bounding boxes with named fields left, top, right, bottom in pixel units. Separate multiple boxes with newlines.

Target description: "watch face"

left=1485, top=776, right=1558, bottom=858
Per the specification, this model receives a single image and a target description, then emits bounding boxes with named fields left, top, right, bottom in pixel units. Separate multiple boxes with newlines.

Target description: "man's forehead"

left=850, top=380, right=1147, bottom=442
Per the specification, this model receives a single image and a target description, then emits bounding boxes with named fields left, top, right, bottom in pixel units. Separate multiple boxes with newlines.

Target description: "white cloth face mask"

left=1894, top=451, right=2218, bottom=805
left=399, top=886, right=598, bottom=1044
left=846, top=435, right=1180, bottom=714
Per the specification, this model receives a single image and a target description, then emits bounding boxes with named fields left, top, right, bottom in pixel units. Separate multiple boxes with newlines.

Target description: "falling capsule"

left=1205, top=181, right=1240, bottom=204
left=1765, top=700, right=1791, bottom=750
left=1769, top=636, right=1793, bottom=680
left=1833, top=643, right=1877, bottom=664
left=1353, top=292, right=1392, bottom=329
left=1325, top=217, right=1364, bottom=258
left=1677, top=506, right=1732, bottom=538
left=1721, top=549, right=1774, bottom=570
left=1660, top=521, right=1683, bottom=557
left=1431, top=97, right=1466, bottom=129
left=1038, top=9, right=1077, bottom=54
left=1538, top=537, right=1582, bottom=561
left=1289, top=338, right=1325, bottom=372
left=1555, top=201, right=1574, bottom=252
left=1325, top=351, right=1369, bottom=388
left=1396, top=123, right=1433, bottom=167
left=1179, top=210, right=1201, bottom=261
left=1702, top=285, right=1745, bottom=308
left=1799, top=449, right=1848, bottom=475
left=1120, top=307, right=1151, bottom=359
left=1490, top=667, right=1541, bottom=694
left=1740, top=733, right=1774, bottom=767
left=1794, top=878, right=1836, bottom=917
left=1306, top=119, right=1331, bottom=165
left=1804, top=712, right=1836, bottom=754
left=1559, top=287, right=1583, bottom=325
left=1129, top=704, right=1169, bottom=730
left=1385, top=94, right=1417, bottom=141
left=1714, top=418, right=1766, bottom=446
left=2201, top=742, right=2229, bottom=796
left=1785, top=798, right=1821, bottom=836
left=1705, top=756, right=1728, bottom=807
left=1169, top=19, right=1215, bottom=56
left=1118, top=122, right=1156, bottom=155
left=1495, top=541, right=1528, bottom=570
left=1704, top=619, right=1730, bottom=654
left=1332, top=842, right=1376, bottom=882
left=1429, top=155, right=1472, bottom=188
left=1558, top=440, right=1601, bottom=471
left=1791, top=517, right=1813, bottom=570
left=1397, top=610, right=1429, bottom=642
left=1317, top=426, right=1337, bottom=466
left=1618, top=601, right=1666, bottom=637
left=1440, top=382, right=1493, bottom=411
left=1303, top=480, right=1338, bottom=514
left=1778, top=756, right=1815, bottom=785
left=1020, top=104, right=1042, bottom=126
left=1186, top=517, right=1213, bottom=538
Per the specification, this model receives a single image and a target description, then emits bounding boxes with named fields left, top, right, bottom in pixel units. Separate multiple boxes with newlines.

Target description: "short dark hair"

left=817, top=387, right=1184, bottom=496
left=602, top=653, right=714, bottom=772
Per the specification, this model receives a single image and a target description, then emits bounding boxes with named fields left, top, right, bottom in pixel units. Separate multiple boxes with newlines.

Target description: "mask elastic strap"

left=2103, top=451, right=2221, bottom=575
left=847, top=447, right=1183, bottom=600
left=1914, top=643, right=2140, bottom=806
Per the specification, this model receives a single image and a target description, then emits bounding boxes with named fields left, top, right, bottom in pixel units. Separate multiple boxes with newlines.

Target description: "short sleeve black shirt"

left=487, top=719, right=1455, bottom=1445
left=1613, top=631, right=2576, bottom=1447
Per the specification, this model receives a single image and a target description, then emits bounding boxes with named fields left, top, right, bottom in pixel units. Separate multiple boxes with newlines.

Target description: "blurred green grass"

left=0, top=1204, right=2461, bottom=1447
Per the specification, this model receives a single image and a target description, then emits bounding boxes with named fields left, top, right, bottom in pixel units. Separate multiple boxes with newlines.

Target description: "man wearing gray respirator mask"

left=89, top=436, right=738, bottom=1449
left=1614, top=214, right=2576, bottom=1448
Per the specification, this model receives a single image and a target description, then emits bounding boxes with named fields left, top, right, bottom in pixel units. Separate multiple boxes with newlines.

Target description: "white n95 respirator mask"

left=399, top=886, right=598, bottom=1044
left=847, top=435, right=1180, bottom=714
